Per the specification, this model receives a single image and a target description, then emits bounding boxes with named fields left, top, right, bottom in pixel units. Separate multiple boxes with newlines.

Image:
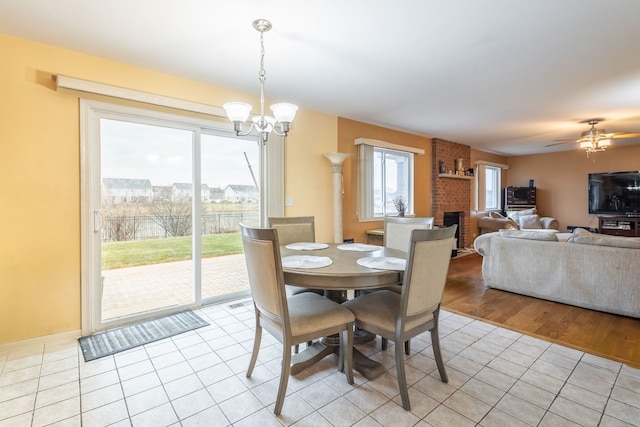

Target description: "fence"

left=102, top=212, right=259, bottom=241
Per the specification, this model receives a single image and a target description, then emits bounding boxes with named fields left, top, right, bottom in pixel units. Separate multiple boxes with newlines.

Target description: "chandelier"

left=223, top=19, right=298, bottom=144
left=578, top=119, right=611, bottom=158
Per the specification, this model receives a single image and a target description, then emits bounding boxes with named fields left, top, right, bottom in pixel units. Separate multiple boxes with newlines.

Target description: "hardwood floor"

left=442, top=253, right=640, bottom=368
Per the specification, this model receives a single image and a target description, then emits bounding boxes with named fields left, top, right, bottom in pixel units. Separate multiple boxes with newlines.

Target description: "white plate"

left=284, top=242, right=330, bottom=250
left=356, top=256, right=406, bottom=271
left=282, top=255, right=333, bottom=269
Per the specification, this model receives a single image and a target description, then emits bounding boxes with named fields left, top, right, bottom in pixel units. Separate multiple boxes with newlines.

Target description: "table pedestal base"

left=290, top=342, right=334, bottom=375
left=290, top=342, right=385, bottom=380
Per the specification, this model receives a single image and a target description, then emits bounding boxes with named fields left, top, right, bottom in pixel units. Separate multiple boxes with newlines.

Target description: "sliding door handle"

left=94, top=210, right=104, bottom=233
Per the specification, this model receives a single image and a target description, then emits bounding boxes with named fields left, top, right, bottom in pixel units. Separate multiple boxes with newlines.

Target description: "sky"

left=100, top=119, right=260, bottom=188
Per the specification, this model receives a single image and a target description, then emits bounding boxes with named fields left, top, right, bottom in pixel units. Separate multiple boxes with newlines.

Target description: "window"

left=357, top=142, right=416, bottom=221
left=484, top=165, right=501, bottom=210
left=475, top=161, right=508, bottom=211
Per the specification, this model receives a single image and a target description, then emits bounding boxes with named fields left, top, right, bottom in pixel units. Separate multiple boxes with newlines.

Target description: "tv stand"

left=598, top=216, right=640, bottom=237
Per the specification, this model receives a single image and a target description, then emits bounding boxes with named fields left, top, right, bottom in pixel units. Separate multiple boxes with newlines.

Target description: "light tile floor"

left=1, top=300, right=639, bottom=427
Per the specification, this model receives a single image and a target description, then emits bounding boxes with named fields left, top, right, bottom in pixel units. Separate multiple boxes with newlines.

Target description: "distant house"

left=152, top=186, right=172, bottom=202
left=102, top=178, right=153, bottom=204
left=171, top=183, right=211, bottom=203
left=209, top=187, right=225, bottom=203
left=224, top=184, right=258, bottom=203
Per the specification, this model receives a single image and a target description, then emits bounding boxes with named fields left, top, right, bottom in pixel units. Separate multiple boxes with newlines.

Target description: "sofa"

left=476, top=208, right=559, bottom=234
left=473, top=228, right=640, bottom=318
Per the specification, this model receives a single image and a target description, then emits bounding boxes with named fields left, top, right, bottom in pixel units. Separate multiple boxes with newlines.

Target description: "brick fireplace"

left=431, top=138, right=471, bottom=250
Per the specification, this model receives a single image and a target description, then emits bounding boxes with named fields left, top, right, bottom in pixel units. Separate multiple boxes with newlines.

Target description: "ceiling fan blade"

left=611, top=132, right=640, bottom=139
left=545, top=140, right=576, bottom=147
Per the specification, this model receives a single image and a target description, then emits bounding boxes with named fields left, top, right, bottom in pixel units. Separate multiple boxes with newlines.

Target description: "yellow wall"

left=337, top=118, right=433, bottom=243
left=506, top=145, right=640, bottom=231
left=0, top=34, right=337, bottom=344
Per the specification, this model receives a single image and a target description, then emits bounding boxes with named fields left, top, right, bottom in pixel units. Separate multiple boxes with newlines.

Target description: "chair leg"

left=395, top=338, right=411, bottom=410
left=340, top=323, right=354, bottom=385
left=293, top=344, right=299, bottom=354
left=404, top=340, right=410, bottom=355
left=274, top=342, right=292, bottom=415
left=381, top=337, right=388, bottom=350
left=247, top=317, right=262, bottom=378
left=431, top=326, right=448, bottom=383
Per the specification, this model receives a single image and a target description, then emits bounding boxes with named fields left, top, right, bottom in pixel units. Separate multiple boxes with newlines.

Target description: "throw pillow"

left=498, top=229, right=558, bottom=241
left=506, top=208, right=537, bottom=226
left=519, top=214, right=542, bottom=229
left=489, top=211, right=505, bottom=219
left=570, top=227, right=640, bottom=249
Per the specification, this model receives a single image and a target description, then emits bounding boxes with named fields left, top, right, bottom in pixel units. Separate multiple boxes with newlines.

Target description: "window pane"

left=384, top=151, right=409, bottom=215
left=373, top=150, right=384, bottom=216
left=358, top=144, right=414, bottom=221
left=485, top=166, right=500, bottom=210
left=100, top=119, right=194, bottom=320
left=200, top=133, right=258, bottom=301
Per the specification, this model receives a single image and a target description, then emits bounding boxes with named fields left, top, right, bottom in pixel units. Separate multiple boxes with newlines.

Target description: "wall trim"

left=354, top=137, right=425, bottom=155
left=475, top=160, right=509, bottom=169
left=54, top=74, right=227, bottom=117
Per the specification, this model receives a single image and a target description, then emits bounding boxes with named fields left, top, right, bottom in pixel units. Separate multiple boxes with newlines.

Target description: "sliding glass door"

left=81, top=100, right=271, bottom=334
left=100, top=119, right=196, bottom=320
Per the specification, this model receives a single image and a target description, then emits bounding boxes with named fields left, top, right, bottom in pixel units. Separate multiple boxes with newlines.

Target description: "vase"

left=455, top=158, right=464, bottom=173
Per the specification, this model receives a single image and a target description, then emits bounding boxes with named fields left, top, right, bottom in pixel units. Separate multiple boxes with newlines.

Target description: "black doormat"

left=78, top=310, right=209, bottom=362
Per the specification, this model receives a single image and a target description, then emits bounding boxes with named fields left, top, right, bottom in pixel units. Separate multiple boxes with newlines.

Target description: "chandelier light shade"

left=223, top=19, right=298, bottom=144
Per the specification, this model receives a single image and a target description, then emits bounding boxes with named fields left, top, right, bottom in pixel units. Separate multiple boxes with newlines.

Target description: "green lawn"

left=102, top=232, right=243, bottom=270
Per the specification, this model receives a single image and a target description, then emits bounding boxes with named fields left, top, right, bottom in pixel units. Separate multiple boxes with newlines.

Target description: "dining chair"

left=268, top=216, right=323, bottom=298
left=384, top=216, right=434, bottom=252
left=268, top=216, right=324, bottom=353
left=343, top=225, right=457, bottom=410
left=378, top=216, right=436, bottom=354
left=240, top=224, right=355, bottom=415
left=268, top=216, right=315, bottom=246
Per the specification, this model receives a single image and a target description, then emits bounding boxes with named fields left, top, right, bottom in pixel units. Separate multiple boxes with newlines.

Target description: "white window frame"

left=356, top=139, right=423, bottom=221
left=79, top=99, right=284, bottom=334
left=475, top=161, right=509, bottom=211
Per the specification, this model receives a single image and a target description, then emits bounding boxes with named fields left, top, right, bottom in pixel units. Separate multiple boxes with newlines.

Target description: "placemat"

left=284, top=242, right=330, bottom=250
left=357, top=256, right=406, bottom=271
left=336, top=243, right=381, bottom=252
left=282, top=255, right=333, bottom=269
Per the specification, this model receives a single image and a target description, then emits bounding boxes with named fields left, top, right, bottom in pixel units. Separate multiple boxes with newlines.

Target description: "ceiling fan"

left=546, top=118, right=640, bottom=158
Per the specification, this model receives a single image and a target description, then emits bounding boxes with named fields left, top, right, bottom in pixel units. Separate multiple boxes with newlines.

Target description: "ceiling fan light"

left=579, top=141, right=593, bottom=150
left=598, top=139, right=611, bottom=148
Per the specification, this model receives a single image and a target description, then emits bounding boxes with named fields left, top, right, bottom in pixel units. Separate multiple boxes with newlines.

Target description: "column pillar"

left=323, top=153, right=350, bottom=243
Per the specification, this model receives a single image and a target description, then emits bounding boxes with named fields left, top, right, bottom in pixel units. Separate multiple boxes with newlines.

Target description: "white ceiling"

left=2, top=0, right=640, bottom=156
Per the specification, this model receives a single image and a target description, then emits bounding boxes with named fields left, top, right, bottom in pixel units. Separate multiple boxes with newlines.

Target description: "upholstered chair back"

left=268, top=216, right=315, bottom=246
left=384, top=217, right=434, bottom=252
left=240, top=225, right=288, bottom=327
left=402, top=225, right=457, bottom=320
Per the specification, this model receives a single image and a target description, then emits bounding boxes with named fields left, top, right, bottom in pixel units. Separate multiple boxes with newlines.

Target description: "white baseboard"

left=0, top=329, right=81, bottom=353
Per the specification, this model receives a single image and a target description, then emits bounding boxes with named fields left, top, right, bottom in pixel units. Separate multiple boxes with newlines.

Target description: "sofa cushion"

left=519, top=214, right=542, bottom=229
left=489, top=211, right=505, bottom=219
left=498, top=229, right=558, bottom=241
left=569, top=227, right=640, bottom=249
left=506, top=208, right=537, bottom=226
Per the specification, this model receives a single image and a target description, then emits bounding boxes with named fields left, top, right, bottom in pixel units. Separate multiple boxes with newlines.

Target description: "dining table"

left=280, top=242, right=406, bottom=380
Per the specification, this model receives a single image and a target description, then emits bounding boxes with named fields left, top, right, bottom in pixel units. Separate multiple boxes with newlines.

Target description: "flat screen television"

left=588, top=171, right=640, bottom=215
